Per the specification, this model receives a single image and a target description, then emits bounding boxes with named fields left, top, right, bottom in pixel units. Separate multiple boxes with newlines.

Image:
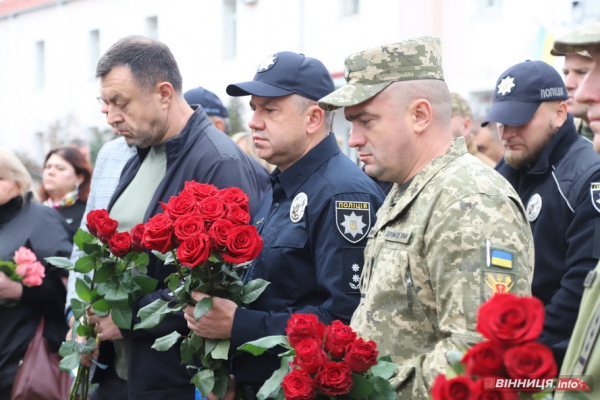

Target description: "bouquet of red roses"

left=47, top=210, right=158, bottom=400
left=431, top=293, right=557, bottom=400
left=0, top=246, right=45, bottom=307
left=239, top=313, right=399, bottom=400
left=131, top=181, right=268, bottom=399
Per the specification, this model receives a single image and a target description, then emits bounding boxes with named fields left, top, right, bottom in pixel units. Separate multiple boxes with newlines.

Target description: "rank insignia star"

left=257, top=55, right=277, bottom=72
left=340, top=212, right=367, bottom=238
left=497, top=76, right=516, bottom=96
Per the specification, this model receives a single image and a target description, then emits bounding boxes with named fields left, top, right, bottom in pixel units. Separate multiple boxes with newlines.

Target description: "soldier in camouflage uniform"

left=553, top=19, right=600, bottom=400
left=318, top=37, right=534, bottom=400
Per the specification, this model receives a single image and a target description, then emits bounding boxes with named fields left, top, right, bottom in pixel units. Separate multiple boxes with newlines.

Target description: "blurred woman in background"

left=39, top=147, right=92, bottom=240
left=0, top=147, right=72, bottom=400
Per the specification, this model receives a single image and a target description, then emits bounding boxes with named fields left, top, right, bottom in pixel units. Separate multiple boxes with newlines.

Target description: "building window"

left=223, top=0, right=237, bottom=58
left=146, top=16, right=158, bottom=40
left=89, top=29, right=100, bottom=79
left=339, top=0, right=360, bottom=17
left=34, top=40, right=45, bottom=89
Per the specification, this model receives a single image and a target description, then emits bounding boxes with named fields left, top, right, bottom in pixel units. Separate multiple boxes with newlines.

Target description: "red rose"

left=208, top=219, right=235, bottom=250
left=314, top=361, right=353, bottom=396
left=470, top=378, right=519, bottom=400
left=160, top=191, right=198, bottom=220
left=96, top=216, right=119, bottom=244
left=292, top=338, right=330, bottom=375
left=281, top=368, right=315, bottom=400
left=174, top=213, right=206, bottom=243
left=176, top=234, right=212, bottom=267
left=218, top=187, right=250, bottom=213
left=143, top=213, right=176, bottom=253
left=324, top=320, right=357, bottom=359
left=108, top=231, right=133, bottom=258
left=130, top=224, right=146, bottom=252
left=225, top=203, right=251, bottom=226
left=197, top=197, right=227, bottom=224
left=184, top=181, right=218, bottom=201
left=477, top=294, right=544, bottom=346
left=431, top=374, right=476, bottom=400
left=344, top=338, right=378, bottom=373
left=86, top=209, right=109, bottom=237
left=286, top=314, right=326, bottom=348
left=504, top=342, right=557, bottom=383
left=461, top=341, right=506, bottom=376
left=222, top=225, right=263, bottom=264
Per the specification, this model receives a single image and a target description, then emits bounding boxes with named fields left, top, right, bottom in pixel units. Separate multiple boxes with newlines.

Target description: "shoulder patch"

left=335, top=201, right=371, bottom=243
left=591, top=183, right=600, bottom=213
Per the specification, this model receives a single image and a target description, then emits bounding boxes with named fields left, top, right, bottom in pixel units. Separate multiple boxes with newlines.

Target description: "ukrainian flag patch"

left=491, top=249, right=513, bottom=269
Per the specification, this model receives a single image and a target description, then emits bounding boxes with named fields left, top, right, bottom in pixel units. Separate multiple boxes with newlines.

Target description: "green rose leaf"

left=111, top=302, right=133, bottom=329
left=152, top=331, right=181, bottom=352
left=134, top=299, right=170, bottom=330
left=80, top=338, right=97, bottom=354
left=194, top=297, right=213, bottom=321
left=256, top=356, right=291, bottom=400
left=134, top=274, right=158, bottom=296
left=92, top=298, right=111, bottom=313
left=370, top=360, right=399, bottom=380
left=75, top=278, right=92, bottom=301
left=134, top=252, right=150, bottom=273
left=75, top=254, right=97, bottom=274
left=191, top=368, right=215, bottom=399
left=240, top=279, right=270, bottom=304
left=190, top=333, right=204, bottom=351
left=45, top=257, right=74, bottom=270
left=70, top=298, right=86, bottom=320
left=94, top=263, right=115, bottom=284
left=369, top=376, right=397, bottom=400
left=59, top=352, right=81, bottom=372
left=151, top=250, right=167, bottom=262
left=237, top=335, right=290, bottom=356
left=180, top=337, right=195, bottom=364
left=77, top=322, right=94, bottom=338
left=204, top=338, right=219, bottom=357
left=211, top=339, right=230, bottom=360
left=167, top=273, right=180, bottom=293
left=104, top=286, right=129, bottom=302
left=59, top=340, right=80, bottom=357
left=349, top=373, right=375, bottom=399
left=74, top=229, right=95, bottom=247
left=211, top=369, right=230, bottom=400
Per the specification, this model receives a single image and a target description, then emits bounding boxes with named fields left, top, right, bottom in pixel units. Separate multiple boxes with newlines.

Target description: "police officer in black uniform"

left=484, top=60, right=600, bottom=369
left=183, top=51, right=385, bottom=398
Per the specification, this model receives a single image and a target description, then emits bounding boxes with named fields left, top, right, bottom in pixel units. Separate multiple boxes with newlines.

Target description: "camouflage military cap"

left=552, top=18, right=600, bottom=56
left=318, top=37, right=444, bottom=111
left=451, top=93, right=473, bottom=119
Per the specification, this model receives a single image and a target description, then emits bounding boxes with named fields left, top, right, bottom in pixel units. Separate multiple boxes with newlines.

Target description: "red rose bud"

left=174, top=213, right=206, bottom=243
left=143, top=213, right=176, bottom=253
left=461, top=340, right=506, bottom=376
left=286, top=314, right=326, bottom=348
left=314, top=361, right=353, bottom=396
left=344, top=338, right=378, bottom=373
left=177, top=234, right=212, bottom=267
left=208, top=219, right=235, bottom=250
left=184, top=181, right=218, bottom=201
left=504, top=342, right=557, bottom=384
left=197, top=196, right=227, bottom=224
left=292, top=338, right=330, bottom=375
left=160, top=190, right=198, bottom=220
left=281, top=368, right=316, bottom=400
left=477, top=294, right=544, bottom=346
left=222, top=225, right=263, bottom=264
left=130, top=224, right=146, bottom=252
left=325, top=320, right=357, bottom=359
left=96, top=217, right=119, bottom=244
left=109, top=231, right=133, bottom=258
left=225, top=203, right=251, bottom=226
left=86, top=209, right=109, bottom=237
left=218, top=187, right=250, bottom=213
left=431, top=374, right=476, bottom=400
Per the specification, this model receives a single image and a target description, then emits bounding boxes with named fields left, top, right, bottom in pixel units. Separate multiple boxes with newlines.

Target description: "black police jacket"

left=496, top=114, right=600, bottom=368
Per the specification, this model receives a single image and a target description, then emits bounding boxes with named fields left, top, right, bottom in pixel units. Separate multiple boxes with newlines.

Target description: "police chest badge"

left=526, top=193, right=542, bottom=222
left=336, top=201, right=371, bottom=243
left=290, top=193, right=308, bottom=223
left=591, top=183, right=600, bottom=213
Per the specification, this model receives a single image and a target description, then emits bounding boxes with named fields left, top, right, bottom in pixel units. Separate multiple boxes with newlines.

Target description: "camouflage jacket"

left=350, top=138, right=534, bottom=400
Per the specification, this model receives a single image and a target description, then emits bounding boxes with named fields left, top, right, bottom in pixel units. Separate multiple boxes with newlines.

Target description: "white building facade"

left=0, top=0, right=598, bottom=163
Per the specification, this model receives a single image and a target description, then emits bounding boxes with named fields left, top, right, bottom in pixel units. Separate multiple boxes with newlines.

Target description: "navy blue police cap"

left=482, top=60, right=568, bottom=127
left=184, top=87, right=229, bottom=118
left=226, top=51, right=335, bottom=102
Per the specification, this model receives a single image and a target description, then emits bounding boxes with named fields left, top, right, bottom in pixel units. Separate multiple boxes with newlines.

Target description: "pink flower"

left=14, top=247, right=37, bottom=264
left=15, top=262, right=31, bottom=278
left=16, top=261, right=45, bottom=287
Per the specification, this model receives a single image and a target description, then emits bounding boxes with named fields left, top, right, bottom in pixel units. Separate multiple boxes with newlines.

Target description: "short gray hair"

left=293, top=94, right=334, bottom=132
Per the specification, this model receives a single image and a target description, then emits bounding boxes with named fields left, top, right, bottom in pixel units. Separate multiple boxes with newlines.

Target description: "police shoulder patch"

left=591, top=183, right=600, bottom=213
left=336, top=201, right=371, bottom=243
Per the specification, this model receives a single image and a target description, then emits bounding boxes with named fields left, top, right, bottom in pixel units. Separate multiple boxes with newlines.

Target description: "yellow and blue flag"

left=491, top=250, right=513, bottom=269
